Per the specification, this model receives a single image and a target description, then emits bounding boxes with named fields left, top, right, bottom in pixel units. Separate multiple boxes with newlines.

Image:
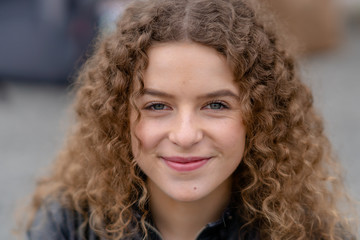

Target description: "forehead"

left=142, top=42, right=238, bottom=95
left=146, top=42, right=230, bottom=74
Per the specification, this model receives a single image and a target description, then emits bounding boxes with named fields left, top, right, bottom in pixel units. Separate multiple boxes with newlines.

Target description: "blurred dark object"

left=0, top=0, right=346, bottom=85
left=0, top=0, right=97, bottom=84
left=259, top=0, right=342, bottom=55
left=348, top=5, right=360, bottom=31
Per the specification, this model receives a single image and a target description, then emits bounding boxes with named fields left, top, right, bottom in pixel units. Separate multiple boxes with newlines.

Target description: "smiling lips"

left=162, top=156, right=212, bottom=172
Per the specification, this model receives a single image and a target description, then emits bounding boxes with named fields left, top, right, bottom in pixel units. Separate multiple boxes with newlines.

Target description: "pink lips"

left=162, top=156, right=211, bottom=172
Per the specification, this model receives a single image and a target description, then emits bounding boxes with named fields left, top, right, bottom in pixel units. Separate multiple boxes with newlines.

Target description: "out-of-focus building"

left=257, top=0, right=343, bottom=55
left=0, top=0, right=358, bottom=84
left=269, top=0, right=359, bottom=55
left=0, top=0, right=97, bottom=83
left=0, top=0, right=132, bottom=84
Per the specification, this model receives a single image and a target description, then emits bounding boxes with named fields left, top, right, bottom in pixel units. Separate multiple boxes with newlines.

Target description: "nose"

left=168, top=111, right=203, bottom=148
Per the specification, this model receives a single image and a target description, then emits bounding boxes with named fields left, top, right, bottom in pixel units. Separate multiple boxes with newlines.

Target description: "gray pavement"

left=1, top=23, right=359, bottom=240
left=0, top=83, right=73, bottom=239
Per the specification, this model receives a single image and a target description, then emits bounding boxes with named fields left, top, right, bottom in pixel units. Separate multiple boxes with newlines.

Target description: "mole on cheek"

left=193, top=187, right=197, bottom=190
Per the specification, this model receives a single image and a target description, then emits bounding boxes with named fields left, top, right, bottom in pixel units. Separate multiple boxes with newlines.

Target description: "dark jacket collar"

left=132, top=205, right=259, bottom=240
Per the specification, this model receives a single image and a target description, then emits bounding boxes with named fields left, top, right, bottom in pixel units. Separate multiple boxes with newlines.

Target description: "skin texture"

left=131, top=42, right=246, bottom=239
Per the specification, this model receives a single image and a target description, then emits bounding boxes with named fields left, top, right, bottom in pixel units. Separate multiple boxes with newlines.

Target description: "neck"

left=148, top=179, right=232, bottom=240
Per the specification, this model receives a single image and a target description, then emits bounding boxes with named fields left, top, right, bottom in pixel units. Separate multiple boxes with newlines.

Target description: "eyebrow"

left=142, top=88, right=240, bottom=100
left=142, top=88, right=174, bottom=98
left=199, top=89, right=240, bottom=101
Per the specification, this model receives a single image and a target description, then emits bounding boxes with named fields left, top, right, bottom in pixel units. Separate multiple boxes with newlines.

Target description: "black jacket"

left=27, top=202, right=259, bottom=240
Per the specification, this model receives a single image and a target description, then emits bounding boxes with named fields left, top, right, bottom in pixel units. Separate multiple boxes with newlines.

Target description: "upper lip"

left=161, top=156, right=212, bottom=163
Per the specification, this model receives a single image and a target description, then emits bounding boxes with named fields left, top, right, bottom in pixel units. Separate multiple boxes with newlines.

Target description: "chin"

left=166, top=188, right=208, bottom=203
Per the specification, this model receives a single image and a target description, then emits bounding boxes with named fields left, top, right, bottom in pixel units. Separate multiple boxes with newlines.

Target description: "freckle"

left=193, top=187, right=197, bottom=190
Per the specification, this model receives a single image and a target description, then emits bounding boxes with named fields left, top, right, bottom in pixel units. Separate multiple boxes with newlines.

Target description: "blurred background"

left=0, top=0, right=359, bottom=239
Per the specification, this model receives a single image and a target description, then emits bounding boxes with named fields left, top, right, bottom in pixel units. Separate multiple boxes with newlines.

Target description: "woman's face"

left=131, top=42, right=246, bottom=203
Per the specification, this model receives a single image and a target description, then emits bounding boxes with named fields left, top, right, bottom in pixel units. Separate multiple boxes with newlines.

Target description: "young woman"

left=26, top=0, right=356, bottom=239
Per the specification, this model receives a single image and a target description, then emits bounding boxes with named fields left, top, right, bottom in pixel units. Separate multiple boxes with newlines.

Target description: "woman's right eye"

left=144, top=103, right=171, bottom=111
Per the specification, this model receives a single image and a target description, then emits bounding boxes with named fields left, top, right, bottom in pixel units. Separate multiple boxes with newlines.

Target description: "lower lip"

left=163, top=158, right=210, bottom=172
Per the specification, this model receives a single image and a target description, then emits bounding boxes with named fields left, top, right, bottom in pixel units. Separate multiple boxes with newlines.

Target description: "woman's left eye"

left=144, top=103, right=171, bottom=111
left=203, top=101, right=229, bottom=110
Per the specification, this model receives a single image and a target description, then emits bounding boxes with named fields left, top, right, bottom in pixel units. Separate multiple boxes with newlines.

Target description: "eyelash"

left=144, top=102, right=171, bottom=111
left=143, top=100, right=229, bottom=111
left=203, top=100, right=229, bottom=110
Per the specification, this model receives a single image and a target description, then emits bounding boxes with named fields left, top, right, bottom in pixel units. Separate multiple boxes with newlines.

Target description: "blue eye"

left=145, top=103, right=170, bottom=111
left=204, top=101, right=229, bottom=110
left=209, top=103, right=223, bottom=109
left=152, top=103, right=165, bottom=110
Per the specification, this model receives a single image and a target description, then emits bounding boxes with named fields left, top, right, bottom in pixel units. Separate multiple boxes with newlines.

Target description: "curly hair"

left=26, top=0, right=356, bottom=239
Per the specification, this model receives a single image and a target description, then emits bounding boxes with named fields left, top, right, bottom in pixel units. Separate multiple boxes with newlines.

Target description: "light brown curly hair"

left=26, top=0, right=356, bottom=239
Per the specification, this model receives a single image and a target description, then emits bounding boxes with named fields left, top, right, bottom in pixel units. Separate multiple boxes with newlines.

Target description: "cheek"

left=131, top=118, right=165, bottom=153
left=229, top=123, right=246, bottom=143
left=215, top=120, right=246, bottom=155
